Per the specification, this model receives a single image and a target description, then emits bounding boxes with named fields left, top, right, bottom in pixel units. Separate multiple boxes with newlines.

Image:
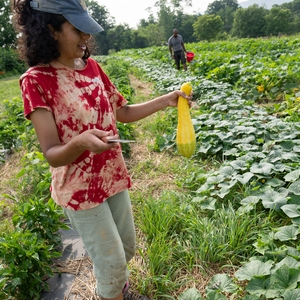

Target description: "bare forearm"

left=117, top=94, right=170, bottom=123
left=43, top=136, right=84, bottom=167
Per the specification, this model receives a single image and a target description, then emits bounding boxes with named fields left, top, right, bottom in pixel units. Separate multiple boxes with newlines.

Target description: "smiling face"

left=53, top=21, right=91, bottom=68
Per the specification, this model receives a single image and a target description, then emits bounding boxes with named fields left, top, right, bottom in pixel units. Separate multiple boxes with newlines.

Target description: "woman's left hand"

left=167, top=90, right=193, bottom=107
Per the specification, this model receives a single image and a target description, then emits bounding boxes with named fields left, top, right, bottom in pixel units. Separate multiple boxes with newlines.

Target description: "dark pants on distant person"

left=174, top=50, right=186, bottom=70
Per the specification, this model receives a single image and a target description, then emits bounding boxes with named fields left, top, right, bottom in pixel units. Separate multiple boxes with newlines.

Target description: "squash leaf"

left=281, top=204, right=300, bottom=218
left=206, top=274, right=238, bottom=294
left=288, top=180, right=300, bottom=195
left=259, top=190, right=287, bottom=211
left=250, top=162, right=274, bottom=175
left=274, top=225, right=299, bottom=241
left=178, top=287, right=203, bottom=300
left=283, top=289, right=300, bottom=300
left=235, top=260, right=273, bottom=281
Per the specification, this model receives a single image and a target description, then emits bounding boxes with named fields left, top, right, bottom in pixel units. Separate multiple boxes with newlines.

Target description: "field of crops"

left=2, top=35, right=300, bottom=299
left=98, top=35, right=300, bottom=299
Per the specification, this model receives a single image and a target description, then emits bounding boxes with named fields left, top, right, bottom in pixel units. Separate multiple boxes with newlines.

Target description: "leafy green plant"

left=16, top=151, right=51, bottom=197
left=111, top=38, right=300, bottom=298
left=0, top=97, right=30, bottom=152
left=0, top=48, right=26, bottom=76
left=0, top=229, right=61, bottom=300
left=11, top=196, right=68, bottom=247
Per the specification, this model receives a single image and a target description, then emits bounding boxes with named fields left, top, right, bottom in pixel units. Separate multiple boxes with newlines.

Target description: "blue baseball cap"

left=30, top=0, right=104, bottom=34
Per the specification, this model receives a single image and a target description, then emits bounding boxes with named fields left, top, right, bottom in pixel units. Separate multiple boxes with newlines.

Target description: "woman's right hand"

left=30, top=108, right=119, bottom=167
left=76, top=129, right=118, bottom=154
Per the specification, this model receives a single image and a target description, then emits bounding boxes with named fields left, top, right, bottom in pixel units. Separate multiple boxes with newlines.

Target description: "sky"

left=96, top=0, right=245, bottom=29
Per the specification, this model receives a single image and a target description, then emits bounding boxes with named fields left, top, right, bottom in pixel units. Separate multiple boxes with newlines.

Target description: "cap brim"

left=65, top=12, right=104, bottom=34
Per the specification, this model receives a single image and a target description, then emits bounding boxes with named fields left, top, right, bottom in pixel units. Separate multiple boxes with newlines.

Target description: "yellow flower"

left=257, top=85, right=264, bottom=93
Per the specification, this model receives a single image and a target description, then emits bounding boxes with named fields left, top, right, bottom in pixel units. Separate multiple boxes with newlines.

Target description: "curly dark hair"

left=12, top=0, right=92, bottom=66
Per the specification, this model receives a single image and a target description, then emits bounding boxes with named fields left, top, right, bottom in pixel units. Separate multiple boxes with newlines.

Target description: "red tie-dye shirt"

left=20, top=58, right=132, bottom=211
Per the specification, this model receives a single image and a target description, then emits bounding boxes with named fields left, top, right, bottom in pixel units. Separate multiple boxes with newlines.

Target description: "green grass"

left=0, top=76, right=20, bottom=112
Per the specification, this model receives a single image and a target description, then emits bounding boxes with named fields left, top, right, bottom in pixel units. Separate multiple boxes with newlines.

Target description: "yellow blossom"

left=257, top=85, right=264, bottom=93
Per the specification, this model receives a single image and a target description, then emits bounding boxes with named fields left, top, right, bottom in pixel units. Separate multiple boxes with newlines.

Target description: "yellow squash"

left=176, top=82, right=196, bottom=158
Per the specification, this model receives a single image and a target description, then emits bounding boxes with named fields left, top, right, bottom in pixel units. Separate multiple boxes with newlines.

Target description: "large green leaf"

left=280, top=140, right=295, bottom=151
left=233, top=125, right=256, bottom=134
left=219, top=166, right=235, bottom=177
left=274, top=225, right=299, bottom=242
left=206, top=274, right=238, bottom=294
left=288, top=180, right=300, bottom=195
left=206, top=291, right=227, bottom=300
left=283, top=289, right=300, bottom=299
left=269, top=264, right=300, bottom=293
left=266, top=149, right=283, bottom=163
left=281, top=204, right=300, bottom=218
left=243, top=295, right=260, bottom=300
left=235, top=172, right=254, bottom=185
left=259, top=190, right=287, bottom=211
left=230, top=160, right=247, bottom=170
left=241, top=196, right=260, bottom=206
left=273, top=256, right=300, bottom=272
left=265, top=178, right=284, bottom=187
left=293, top=145, right=300, bottom=153
left=284, top=169, right=300, bottom=182
left=250, top=162, right=274, bottom=175
left=273, top=163, right=291, bottom=173
left=207, top=175, right=225, bottom=185
left=238, top=196, right=260, bottom=213
left=178, top=288, right=203, bottom=300
left=235, top=260, right=273, bottom=281
left=192, top=197, right=216, bottom=210
left=246, top=277, right=279, bottom=298
left=282, top=152, right=299, bottom=162
left=237, top=143, right=259, bottom=152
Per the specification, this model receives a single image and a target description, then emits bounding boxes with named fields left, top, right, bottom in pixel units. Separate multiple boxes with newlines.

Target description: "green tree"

left=193, top=14, right=224, bottom=42
left=206, top=0, right=239, bottom=14
left=138, top=23, right=165, bottom=47
left=264, top=6, right=293, bottom=36
left=86, top=0, right=115, bottom=55
left=130, top=30, right=148, bottom=48
left=179, top=14, right=198, bottom=43
left=231, top=4, right=268, bottom=38
left=137, top=13, right=156, bottom=29
left=206, top=0, right=239, bottom=34
left=280, top=0, right=300, bottom=34
left=281, top=0, right=300, bottom=15
left=0, top=0, right=17, bottom=48
left=106, top=24, right=134, bottom=52
left=217, top=5, right=236, bottom=33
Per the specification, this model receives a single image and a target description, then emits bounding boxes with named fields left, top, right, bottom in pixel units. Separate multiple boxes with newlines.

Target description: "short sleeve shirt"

left=168, top=34, right=184, bottom=52
left=20, top=58, right=132, bottom=211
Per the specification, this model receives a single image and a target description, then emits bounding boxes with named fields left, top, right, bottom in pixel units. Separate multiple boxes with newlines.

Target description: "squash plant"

left=111, top=37, right=300, bottom=299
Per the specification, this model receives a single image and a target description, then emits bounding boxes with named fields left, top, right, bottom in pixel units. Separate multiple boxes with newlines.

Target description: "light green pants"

left=63, top=190, right=136, bottom=298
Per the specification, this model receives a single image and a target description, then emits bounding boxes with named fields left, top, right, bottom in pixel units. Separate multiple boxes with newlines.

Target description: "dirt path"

left=126, top=75, right=186, bottom=198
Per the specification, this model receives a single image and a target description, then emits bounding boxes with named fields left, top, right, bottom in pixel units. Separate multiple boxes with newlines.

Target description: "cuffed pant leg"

left=63, top=190, right=135, bottom=298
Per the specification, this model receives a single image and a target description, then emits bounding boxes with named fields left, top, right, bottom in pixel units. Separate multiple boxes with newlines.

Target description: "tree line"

left=1, top=0, right=300, bottom=57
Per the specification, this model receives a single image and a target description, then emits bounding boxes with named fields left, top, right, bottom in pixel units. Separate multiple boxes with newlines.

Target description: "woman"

left=12, top=0, right=191, bottom=299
